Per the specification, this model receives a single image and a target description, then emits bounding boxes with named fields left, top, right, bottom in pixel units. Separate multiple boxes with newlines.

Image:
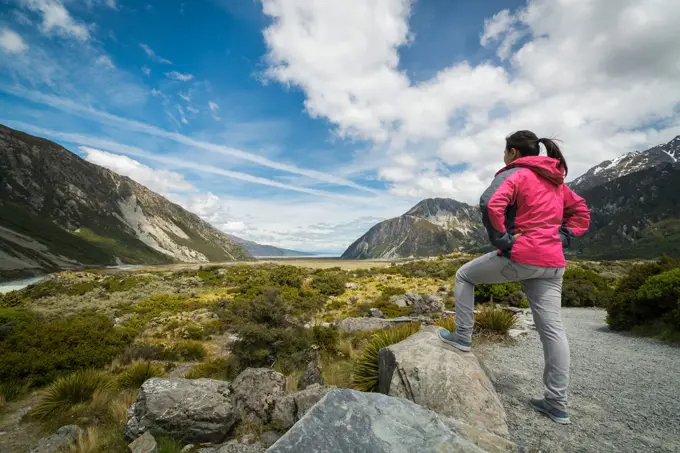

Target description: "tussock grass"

left=31, top=370, right=114, bottom=419
left=351, top=323, right=421, bottom=392
left=475, top=306, right=517, bottom=335
left=67, top=426, right=101, bottom=453
left=118, top=361, right=166, bottom=389
left=184, top=357, right=235, bottom=381
left=157, top=435, right=185, bottom=453
left=433, top=316, right=456, bottom=332
left=0, top=378, right=32, bottom=403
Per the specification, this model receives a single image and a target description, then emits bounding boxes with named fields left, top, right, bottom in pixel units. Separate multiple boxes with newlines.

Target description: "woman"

left=439, top=130, right=590, bottom=425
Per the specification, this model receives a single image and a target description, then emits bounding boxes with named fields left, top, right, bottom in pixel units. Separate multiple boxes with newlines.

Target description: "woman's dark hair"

left=506, top=130, right=568, bottom=176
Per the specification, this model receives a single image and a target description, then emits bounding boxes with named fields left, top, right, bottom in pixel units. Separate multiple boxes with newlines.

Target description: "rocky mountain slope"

left=225, top=235, right=314, bottom=257
left=0, top=125, right=253, bottom=278
left=341, top=198, right=487, bottom=259
left=343, top=135, right=680, bottom=260
left=569, top=136, right=680, bottom=193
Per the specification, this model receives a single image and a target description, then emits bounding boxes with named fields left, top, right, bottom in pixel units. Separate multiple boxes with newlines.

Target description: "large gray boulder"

left=392, top=290, right=421, bottom=308
left=333, top=317, right=393, bottom=332
left=199, top=441, right=267, bottom=453
left=271, top=384, right=335, bottom=430
left=29, top=425, right=83, bottom=453
left=266, top=389, right=516, bottom=453
left=232, top=368, right=285, bottom=425
left=126, top=378, right=237, bottom=444
left=378, top=326, right=508, bottom=437
left=413, top=293, right=445, bottom=313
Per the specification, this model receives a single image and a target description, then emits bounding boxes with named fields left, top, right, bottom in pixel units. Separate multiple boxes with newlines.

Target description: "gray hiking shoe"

left=438, top=329, right=471, bottom=352
left=529, top=398, right=571, bottom=425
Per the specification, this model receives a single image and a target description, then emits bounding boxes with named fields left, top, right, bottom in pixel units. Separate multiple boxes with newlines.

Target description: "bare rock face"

left=267, top=389, right=517, bottom=453
left=271, top=384, right=335, bottom=430
left=378, top=326, right=509, bottom=437
left=392, top=290, right=422, bottom=308
left=125, top=378, right=237, bottom=444
left=29, top=425, right=83, bottom=453
left=299, top=359, right=324, bottom=390
left=128, top=431, right=158, bottom=453
left=232, top=368, right=285, bottom=425
left=333, top=317, right=394, bottom=332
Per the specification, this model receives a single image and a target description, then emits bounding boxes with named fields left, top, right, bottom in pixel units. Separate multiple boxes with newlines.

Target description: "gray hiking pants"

left=454, top=252, right=569, bottom=411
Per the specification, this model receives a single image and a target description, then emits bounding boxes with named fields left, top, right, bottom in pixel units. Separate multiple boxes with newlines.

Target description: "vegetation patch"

left=475, top=307, right=517, bottom=335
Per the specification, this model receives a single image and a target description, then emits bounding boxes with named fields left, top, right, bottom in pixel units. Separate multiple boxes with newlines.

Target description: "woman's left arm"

left=480, top=169, right=521, bottom=252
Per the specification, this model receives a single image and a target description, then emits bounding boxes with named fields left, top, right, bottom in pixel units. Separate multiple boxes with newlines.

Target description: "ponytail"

left=538, top=138, right=568, bottom=176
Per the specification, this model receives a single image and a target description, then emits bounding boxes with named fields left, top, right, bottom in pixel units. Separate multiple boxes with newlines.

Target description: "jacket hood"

left=496, top=156, right=565, bottom=185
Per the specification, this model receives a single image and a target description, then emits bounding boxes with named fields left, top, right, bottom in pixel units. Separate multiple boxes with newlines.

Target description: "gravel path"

left=476, top=308, right=680, bottom=453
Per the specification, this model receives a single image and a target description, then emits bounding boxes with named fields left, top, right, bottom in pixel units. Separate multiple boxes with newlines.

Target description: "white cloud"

left=165, top=71, right=194, bottom=82
left=208, top=101, right=220, bottom=119
left=139, top=43, right=172, bottom=64
left=186, top=106, right=199, bottom=114
left=1, top=87, right=379, bottom=194
left=81, top=146, right=196, bottom=195
left=262, top=0, right=680, bottom=203
left=21, top=0, right=91, bottom=41
left=95, top=55, right=115, bottom=69
left=178, top=91, right=191, bottom=102
left=142, top=66, right=151, bottom=76
left=176, top=104, right=188, bottom=124
left=0, top=28, right=29, bottom=54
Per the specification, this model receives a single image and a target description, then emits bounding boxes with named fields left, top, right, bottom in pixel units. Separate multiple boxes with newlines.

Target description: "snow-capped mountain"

left=569, top=136, right=680, bottom=194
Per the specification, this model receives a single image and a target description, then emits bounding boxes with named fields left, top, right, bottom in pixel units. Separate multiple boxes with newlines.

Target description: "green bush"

left=185, top=357, right=236, bottom=381
left=352, top=323, right=421, bottom=392
left=475, top=282, right=523, bottom=304
left=118, top=361, right=166, bottom=389
left=0, top=291, right=23, bottom=308
left=157, top=436, right=185, bottom=453
left=311, top=270, right=347, bottom=296
left=172, top=341, right=207, bottom=361
left=31, top=369, right=114, bottom=419
left=0, top=312, right=134, bottom=386
left=269, top=265, right=306, bottom=289
left=561, top=267, right=611, bottom=308
left=475, top=307, right=517, bottom=335
left=123, top=342, right=171, bottom=362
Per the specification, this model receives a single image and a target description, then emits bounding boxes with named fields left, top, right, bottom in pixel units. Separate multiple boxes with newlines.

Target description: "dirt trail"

left=478, top=308, right=680, bottom=453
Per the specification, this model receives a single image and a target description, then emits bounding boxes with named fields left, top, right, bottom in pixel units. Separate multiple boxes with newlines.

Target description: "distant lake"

left=0, top=276, right=47, bottom=294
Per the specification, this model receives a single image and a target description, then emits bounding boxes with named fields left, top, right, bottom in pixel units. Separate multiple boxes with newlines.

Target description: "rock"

left=345, top=282, right=360, bottom=289
left=181, top=445, right=195, bottom=452
left=128, top=431, right=158, bottom=453
left=392, top=290, right=422, bottom=308
left=199, top=441, right=267, bottom=453
left=438, top=285, right=448, bottom=292
left=29, top=425, right=83, bottom=453
left=271, top=384, right=335, bottom=430
left=299, top=360, right=324, bottom=390
left=413, top=293, right=445, bottom=313
left=267, top=389, right=516, bottom=453
left=333, top=317, right=393, bottom=332
left=367, top=308, right=385, bottom=318
left=232, top=368, right=285, bottom=425
left=378, top=326, right=509, bottom=437
left=126, top=378, right=236, bottom=444
left=508, top=328, right=529, bottom=338
left=260, top=431, right=282, bottom=447
left=501, top=306, right=523, bottom=314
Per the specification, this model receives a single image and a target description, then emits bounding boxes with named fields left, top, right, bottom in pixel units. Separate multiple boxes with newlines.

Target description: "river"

left=0, top=276, right=48, bottom=294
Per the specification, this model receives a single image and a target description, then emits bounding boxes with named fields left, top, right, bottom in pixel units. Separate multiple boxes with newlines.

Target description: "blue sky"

left=1, top=0, right=680, bottom=253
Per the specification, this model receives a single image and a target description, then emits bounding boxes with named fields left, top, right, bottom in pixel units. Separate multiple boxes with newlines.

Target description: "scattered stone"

left=392, top=290, right=422, bottom=308
left=267, top=389, right=516, bottom=453
left=271, top=384, right=335, bottom=430
left=29, top=425, right=83, bottom=453
left=501, top=306, right=523, bottom=314
left=232, top=368, right=285, bottom=425
left=128, top=431, right=158, bottom=453
left=181, top=445, right=195, bottom=452
left=345, top=282, right=360, bottom=289
left=125, top=378, right=236, bottom=444
left=320, top=322, right=331, bottom=328
left=413, top=293, right=445, bottom=313
left=300, top=359, right=324, bottom=390
left=333, top=317, right=393, bottom=332
left=198, top=441, right=266, bottom=453
left=367, top=308, right=385, bottom=318
left=508, top=328, right=529, bottom=338
left=378, top=326, right=509, bottom=437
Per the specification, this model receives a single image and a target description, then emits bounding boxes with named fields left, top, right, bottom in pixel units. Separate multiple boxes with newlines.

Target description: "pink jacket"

left=479, top=156, right=590, bottom=268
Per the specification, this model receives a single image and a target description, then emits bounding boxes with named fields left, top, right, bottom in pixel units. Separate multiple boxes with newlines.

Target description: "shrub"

left=0, top=291, right=23, bottom=308
left=269, top=265, right=305, bottom=289
left=352, top=323, right=421, bottom=392
left=123, top=342, right=171, bottom=362
left=31, top=369, right=114, bottom=419
left=311, top=270, right=347, bottom=296
left=118, top=361, right=166, bottom=389
left=0, top=378, right=32, bottom=403
left=561, top=267, right=610, bottom=307
left=636, top=268, right=680, bottom=319
left=0, top=312, right=134, bottom=386
left=185, top=357, right=236, bottom=381
left=172, top=341, right=207, bottom=361
left=475, top=282, right=523, bottom=304
left=434, top=317, right=456, bottom=332
left=475, top=307, right=517, bottom=335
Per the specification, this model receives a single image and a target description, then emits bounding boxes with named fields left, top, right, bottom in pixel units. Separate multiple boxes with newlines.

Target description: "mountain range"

left=342, top=135, right=680, bottom=260
left=0, top=125, right=308, bottom=279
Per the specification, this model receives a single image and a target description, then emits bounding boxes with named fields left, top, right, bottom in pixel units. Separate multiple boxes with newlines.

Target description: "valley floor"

left=477, top=308, right=680, bottom=453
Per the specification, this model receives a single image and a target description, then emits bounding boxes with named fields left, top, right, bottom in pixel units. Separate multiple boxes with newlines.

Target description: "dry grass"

left=434, top=316, right=456, bottom=332
left=109, top=389, right=138, bottom=423
left=283, top=369, right=303, bottom=392
left=321, top=359, right=353, bottom=388
left=67, top=426, right=101, bottom=453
